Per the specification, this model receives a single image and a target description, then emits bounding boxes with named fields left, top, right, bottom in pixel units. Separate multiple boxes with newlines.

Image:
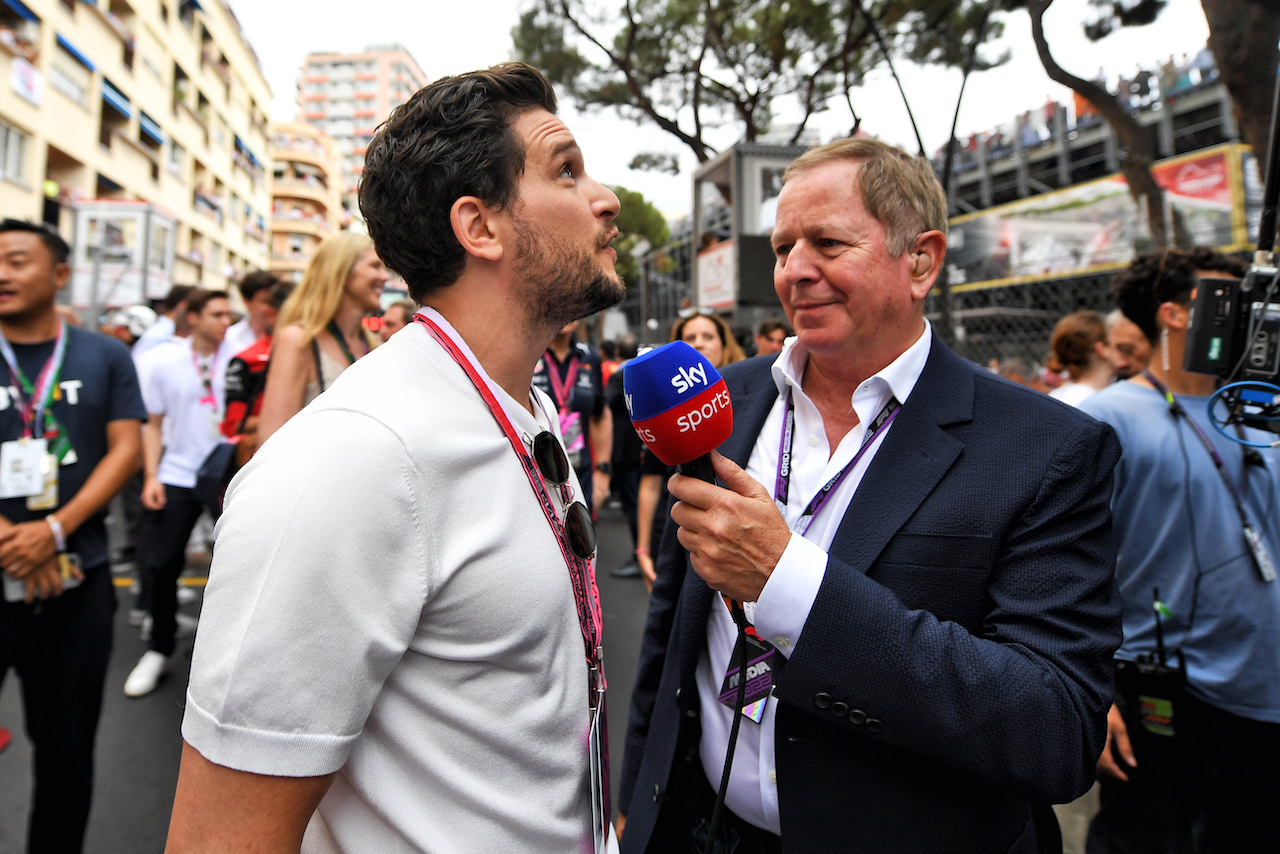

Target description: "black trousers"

left=1087, top=689, right=1280, bottom=854
left=138, top=484, right=205, bottom=657
left=0, top=565, right=115, bottom=854
left=616, top=465, right=640, bottom=546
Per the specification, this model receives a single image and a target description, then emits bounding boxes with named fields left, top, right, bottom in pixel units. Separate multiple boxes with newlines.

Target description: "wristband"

left=46, top=514, right=67, bottom=553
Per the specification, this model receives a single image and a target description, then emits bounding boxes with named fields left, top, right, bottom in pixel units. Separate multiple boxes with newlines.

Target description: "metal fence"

left=928, top=271, right=1117, bottom=372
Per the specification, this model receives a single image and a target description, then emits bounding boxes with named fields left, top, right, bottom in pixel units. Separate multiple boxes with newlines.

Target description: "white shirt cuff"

left=752, top=533, right=828, bottom=658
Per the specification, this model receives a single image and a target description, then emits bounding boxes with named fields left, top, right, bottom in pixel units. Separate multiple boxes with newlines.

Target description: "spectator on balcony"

left=255, top=233, right=388, bottom=445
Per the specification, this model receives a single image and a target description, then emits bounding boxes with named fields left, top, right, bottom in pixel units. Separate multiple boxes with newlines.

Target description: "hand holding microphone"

left=624, top=342, right=790, bottom=601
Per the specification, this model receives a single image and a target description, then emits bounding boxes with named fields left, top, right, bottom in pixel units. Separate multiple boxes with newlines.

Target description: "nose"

left=591, top=179, right=619, bottom=222
left=778, top=241, right=819, bottom=287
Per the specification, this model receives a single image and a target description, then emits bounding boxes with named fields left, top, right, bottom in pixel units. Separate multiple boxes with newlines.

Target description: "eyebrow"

left=550, top=139, right=581, bottom=160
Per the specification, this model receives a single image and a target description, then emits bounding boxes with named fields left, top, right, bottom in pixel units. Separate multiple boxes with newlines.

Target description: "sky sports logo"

left=624, top=362, right=710, bottom=418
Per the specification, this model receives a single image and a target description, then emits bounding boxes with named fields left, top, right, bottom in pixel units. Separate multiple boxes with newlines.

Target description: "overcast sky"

left=230, top=0, right=1212, bottom=218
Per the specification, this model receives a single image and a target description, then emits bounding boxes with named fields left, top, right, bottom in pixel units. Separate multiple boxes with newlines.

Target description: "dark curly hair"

left=1112, top=248, right=1248, bottom=344
left=359, top=62, right=557, bottom=302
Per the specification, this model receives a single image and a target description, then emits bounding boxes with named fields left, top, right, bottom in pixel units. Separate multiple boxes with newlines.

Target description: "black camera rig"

left=1184, top=68, right=1280, bottom=446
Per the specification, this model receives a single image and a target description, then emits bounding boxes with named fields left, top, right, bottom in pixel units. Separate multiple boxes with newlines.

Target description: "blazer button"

left=814, top=692, right=832, bottom=709
left=653, top=783, right=662, bottom=803
left=675, top=688, right=681, bottom=703
left=865, top=718, right=884, bottom=733
left=830, top=701, right=849, bottom=717
left=848, top=708, right=868, bottom=726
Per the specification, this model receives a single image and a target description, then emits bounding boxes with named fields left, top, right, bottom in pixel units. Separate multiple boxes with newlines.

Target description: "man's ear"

left=53, top=262, right=71, bottom=291
left=1157, top=300, right=1190, bottom=332
left=450, top=197, right=504, bottom=263
left=907, top=230, right=947, bottom=301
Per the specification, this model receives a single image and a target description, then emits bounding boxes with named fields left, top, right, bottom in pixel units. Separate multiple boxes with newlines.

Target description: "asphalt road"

left=0, top=503, right=653, bottom=854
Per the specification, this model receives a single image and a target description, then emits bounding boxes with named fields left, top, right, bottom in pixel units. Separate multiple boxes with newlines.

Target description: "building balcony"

left=270, top=214, right=330, bottom=238
left=273, top=145, right=331, bottom=173
left=273, top=178, right=332, bottom=210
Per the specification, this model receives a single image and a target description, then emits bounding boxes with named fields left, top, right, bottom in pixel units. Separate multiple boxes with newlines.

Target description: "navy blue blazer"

left=618, top=336, right=1123, bottom=854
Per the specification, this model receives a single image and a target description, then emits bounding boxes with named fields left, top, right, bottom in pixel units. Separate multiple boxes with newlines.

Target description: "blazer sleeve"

left=771, top=416, right=1123, bottom=803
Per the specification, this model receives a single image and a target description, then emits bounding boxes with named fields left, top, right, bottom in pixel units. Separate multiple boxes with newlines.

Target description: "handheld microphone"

left=623, top=340, right=733, bottom=483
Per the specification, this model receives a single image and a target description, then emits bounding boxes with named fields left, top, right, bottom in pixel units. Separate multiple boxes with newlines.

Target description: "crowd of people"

left=933, top=44, right=1222, bottom=175
left=0, top=59, right=1275, bottom=854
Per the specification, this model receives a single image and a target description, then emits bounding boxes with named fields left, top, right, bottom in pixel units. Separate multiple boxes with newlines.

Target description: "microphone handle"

left=678, top=453, right=715, bottom=484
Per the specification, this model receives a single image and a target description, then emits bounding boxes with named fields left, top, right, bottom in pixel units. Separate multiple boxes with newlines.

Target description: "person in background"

left=221, top=281, right=295, bottom=467
left=1047, top=310, right=1115, bottom=407
left=533, top=320, right=612, bottom=513
left=223, top=271, right=283, bottom=356
left=100, top=304, right=158, bottom=348
left=0, top=219, right=145, bottom=853
left=600, top=339, right=621, bottom=387
left=607, top=334, right=644, bottom=579
left=635, top=311, right=744, bottom=589
left=132, top=285, right=194, bottom=358
left=123, top=289, right=233, bottom=698
left=1082, top=248, right=1279, bottom=854
left=754, top=318, right=792, bottom=357
left=378, top=298, right=417, bottom=343
left=255, top=232, right=388, bottom=445
left=1102, top=308, right=1152, bottom=380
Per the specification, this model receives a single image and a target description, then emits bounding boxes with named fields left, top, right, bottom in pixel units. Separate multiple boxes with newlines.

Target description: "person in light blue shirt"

left=1081, top=247, right=1280, bottom=854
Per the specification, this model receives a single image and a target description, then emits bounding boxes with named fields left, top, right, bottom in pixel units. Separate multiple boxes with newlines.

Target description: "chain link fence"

left=928, top=271, right=1118, bottom=373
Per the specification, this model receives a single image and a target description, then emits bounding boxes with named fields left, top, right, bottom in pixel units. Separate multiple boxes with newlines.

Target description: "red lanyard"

left=413, top=313, right=606, bottom=697
left=544, top=351, right=580, bottom=410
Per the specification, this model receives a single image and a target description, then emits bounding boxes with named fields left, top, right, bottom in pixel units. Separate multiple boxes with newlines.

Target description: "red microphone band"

left=631, top=378, right=734, bottom=466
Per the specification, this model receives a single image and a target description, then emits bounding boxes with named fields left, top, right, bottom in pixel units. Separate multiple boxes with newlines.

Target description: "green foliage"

left=513, top=0, right=1009, bottom=163
left=610, top=184, right=670, bottom=285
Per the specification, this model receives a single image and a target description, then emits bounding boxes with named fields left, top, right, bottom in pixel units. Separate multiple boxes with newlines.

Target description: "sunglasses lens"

left=533, top=431, right=570, bottom=486
left=565, top=502, right=597, bottom=559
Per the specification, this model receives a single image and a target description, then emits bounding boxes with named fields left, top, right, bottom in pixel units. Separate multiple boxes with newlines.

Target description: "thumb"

left=710, top=450, right=769, bottom=500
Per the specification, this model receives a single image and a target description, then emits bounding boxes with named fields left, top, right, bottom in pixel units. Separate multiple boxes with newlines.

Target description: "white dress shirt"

left=696, top=322, right=933, bottom=833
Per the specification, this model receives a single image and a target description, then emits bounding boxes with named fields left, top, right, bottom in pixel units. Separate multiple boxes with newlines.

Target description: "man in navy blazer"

left=616, top=138, right=1122, bottom=854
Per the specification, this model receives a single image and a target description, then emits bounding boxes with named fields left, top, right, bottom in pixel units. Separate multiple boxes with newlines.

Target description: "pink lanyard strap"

left=544, top=351, right=581, bottom=410
left=191, top=347, right=218, bottom=408
left=413, top=314, right=606, bottom=695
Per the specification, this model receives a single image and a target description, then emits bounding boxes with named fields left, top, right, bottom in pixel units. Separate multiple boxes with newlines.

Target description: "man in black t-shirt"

left=0, top=219, right=146, bottom=853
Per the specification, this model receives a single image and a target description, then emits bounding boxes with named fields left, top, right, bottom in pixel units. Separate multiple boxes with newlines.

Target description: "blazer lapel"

left=828, top=337, right=974, bottom=573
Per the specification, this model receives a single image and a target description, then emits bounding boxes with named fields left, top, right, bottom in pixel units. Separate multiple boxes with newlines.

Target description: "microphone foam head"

left=623, top=340, right=733, bottom=466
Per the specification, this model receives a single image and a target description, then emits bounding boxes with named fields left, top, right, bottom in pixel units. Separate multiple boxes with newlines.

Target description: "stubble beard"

left=511, top=215, right=624, bottom=332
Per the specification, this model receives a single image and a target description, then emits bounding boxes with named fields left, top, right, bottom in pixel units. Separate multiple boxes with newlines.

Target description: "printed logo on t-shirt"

left=0, top=381, right=84, bottom=410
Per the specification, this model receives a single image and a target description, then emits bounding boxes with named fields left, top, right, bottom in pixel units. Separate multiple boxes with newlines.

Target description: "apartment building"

left=0, top=0, right=273, bottom=295
left=298, top=43, right=426, bottom=216
left=269, top=119, right=342, bottom=282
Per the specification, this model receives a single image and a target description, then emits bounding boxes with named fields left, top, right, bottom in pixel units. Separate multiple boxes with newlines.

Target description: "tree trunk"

left=1200, top=0, right=1280, bottom=164
left=1026, top=0, right=1179, bottom=247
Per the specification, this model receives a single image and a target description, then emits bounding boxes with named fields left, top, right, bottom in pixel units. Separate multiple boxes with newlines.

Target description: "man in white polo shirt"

left=124, top=288, right=231, bottom=698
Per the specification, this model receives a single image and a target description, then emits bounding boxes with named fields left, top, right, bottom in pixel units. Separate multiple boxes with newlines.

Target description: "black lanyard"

left=1143, top=370, right=1275, bottom=582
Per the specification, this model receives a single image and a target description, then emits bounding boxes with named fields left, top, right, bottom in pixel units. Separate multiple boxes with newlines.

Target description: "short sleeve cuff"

left=182, top=691, right=358, bottom=778
left=752, top=533, right=828, bottom=658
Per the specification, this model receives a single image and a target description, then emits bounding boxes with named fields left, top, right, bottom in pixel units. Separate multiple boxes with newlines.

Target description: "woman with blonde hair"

left=635, top=310, right=745, bottom=588
left=256, top=232, right=390, bottom=443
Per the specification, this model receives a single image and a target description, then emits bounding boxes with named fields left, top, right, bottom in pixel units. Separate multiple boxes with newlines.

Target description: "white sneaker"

left=176, top=584, right=198, bottom=605
left=124, top=651, right=169, bottom=697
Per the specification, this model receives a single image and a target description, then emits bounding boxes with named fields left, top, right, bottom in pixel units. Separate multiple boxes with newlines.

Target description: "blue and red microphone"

left=624, top=340, right=733, bottom=483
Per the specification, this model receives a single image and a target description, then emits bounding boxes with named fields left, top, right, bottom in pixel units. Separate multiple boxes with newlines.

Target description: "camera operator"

left=1080, top=248, right=1280, bottom=853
